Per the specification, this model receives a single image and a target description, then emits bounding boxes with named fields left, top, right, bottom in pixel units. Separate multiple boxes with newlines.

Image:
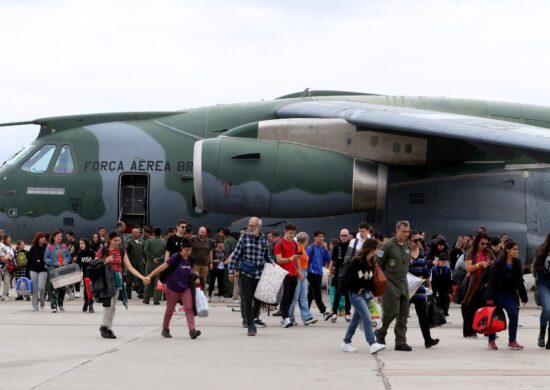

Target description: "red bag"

left=372, top=263, right=387, bottom=297
left=84, top=277, right=93, bottom=300
left=472, top=306, right=507, bottom=334
left=156, top=280, right=165, bottom=292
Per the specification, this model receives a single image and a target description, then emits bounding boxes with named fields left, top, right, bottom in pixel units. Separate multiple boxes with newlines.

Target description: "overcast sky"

left=1, top=0, right=550, bottom=162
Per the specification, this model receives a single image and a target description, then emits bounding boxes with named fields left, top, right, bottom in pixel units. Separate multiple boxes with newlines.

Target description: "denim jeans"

left=289, top=270, right=313, bottom=322
left=536, top=273, right=550, bottom=328
left=488, top=292, right=519, bottom=342
left=343, top=291, right=376, bottom=345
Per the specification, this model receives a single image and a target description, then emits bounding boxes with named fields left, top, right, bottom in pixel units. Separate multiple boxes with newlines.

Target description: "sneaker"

left=161, top=329, right=172, bottom=338
left=106, top=329, right=117, bottom=339
left=99, top=326, right=109, bottom=338
left=370, top=342, right=386, bottom=354
left=189, top=329, right=201, bottom=339
left=89, top=307, right=95, bottom=313
left=153, top=301, right=160, bottom=305
left=74, top=292, right=81, bottom=298
left=254, top=319, right=267, bottom=328
left=208, top=297, right=212, bottom=302
left=345, top=314, right=352, bottom=322
left=219, top=297, right=225, bottom=302
left=466, top=334, right=478, bottom=339
left=59, top=306, right=65, bottom=312
left=374, top=329, right=385, bottom=345
left=341, top=342, right=358, bottom=353
left=142, top=299, right=150, bottom=305
left=241, top=320, right=247, bottom=328
left=247, top=325, right=257, bottom=336
left=232, top=299, right=240, bottom=304
left=323, top=312, right=332, bottom=321
left=330, top=314, right=338, bottom=323
left=52, top=307, right=58, bottom=313
left=304, top=318, right=318, bottom=326
left=508, top=341, right=524, bottom=350
left=282, top=318, right=293, bottom=328
left=425, top=338, right=440, bottom=349
left=82, top=306, right=88, bottom=312
left=395, top=344, right=412, bottom=351
left=488, top=340, right=498, bottom=350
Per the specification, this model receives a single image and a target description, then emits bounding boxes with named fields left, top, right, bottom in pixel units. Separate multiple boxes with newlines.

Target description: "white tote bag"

left=254, top=263, right=289, bottom=304
left=195, top=287, right=210, bottom=317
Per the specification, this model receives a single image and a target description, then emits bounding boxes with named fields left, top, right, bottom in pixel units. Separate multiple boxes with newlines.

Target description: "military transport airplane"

left=1, top=89, right=550, bottom=261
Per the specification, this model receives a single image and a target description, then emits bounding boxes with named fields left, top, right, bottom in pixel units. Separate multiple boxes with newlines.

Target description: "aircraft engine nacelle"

left=193, top=137, right=387, bottom=217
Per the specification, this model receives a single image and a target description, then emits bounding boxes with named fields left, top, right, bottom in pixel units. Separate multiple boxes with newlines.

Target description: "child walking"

left=146, top=238, right=201, bottom=339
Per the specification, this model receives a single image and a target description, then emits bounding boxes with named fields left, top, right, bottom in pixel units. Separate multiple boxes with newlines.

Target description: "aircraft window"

left=370, top=136, right=378, bottom=146
left=53, top=145, right=75, bottom=174
left=405, top=144, right=413, bottom=154
left=21, top=145, right=57, bottom=173
left=3, top=144, right=35, bottom=167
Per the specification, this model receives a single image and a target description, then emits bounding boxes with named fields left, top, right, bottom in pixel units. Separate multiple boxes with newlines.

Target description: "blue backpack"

left=16, top=277, right=32, bottom=295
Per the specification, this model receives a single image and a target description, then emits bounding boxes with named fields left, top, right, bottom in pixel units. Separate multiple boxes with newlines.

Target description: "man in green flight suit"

left=143, top=227, right=166, bottom=305
left=125, top=227, right=146, bottom=299
left=375, top=220, right=413, bottom=351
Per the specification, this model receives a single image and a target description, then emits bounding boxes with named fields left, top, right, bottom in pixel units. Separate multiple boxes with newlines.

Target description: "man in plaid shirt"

left=229, top=217, right=272, bottom=336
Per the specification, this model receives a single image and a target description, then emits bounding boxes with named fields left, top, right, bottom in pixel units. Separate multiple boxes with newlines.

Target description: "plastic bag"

left=195, top=286, right=209, bottom=317
left=254, top=263, right=288, bottom=304
left=368, top=299, right=382, bottom=328
left=407, top=272, right=424, bottom=299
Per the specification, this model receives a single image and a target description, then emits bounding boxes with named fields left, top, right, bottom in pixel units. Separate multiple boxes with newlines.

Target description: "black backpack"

left=86, top=260, right=104, bottom=282
left=159, top=255, right=181, bottom=284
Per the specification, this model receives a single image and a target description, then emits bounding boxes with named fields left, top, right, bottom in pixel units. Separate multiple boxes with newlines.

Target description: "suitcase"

left=49, top=264, right=82, bottom=289
left=473, top=306, right=507, bottom=334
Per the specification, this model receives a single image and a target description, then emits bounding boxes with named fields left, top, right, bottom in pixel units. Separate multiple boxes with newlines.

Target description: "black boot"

left=546, top=328, right=550, bottom=349
left=538, top=325, right=546, bottom=348
left=100, top=326, right=109, bottom=338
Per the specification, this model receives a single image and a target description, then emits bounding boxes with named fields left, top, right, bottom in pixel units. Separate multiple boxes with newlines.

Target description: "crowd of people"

left=0, top=218, right=548, bottom=354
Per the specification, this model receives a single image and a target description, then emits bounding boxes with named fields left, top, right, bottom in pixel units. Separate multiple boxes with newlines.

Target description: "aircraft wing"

left=277, top=100, right=550, bottom=156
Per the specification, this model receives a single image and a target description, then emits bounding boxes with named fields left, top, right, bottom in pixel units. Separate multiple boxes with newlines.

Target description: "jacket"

left=27, top=245, right=47, bottom=273
left=484, top=258, right=528, bottom=303
left=90, top=260, right=117, bottom=305
left=44, top=244, right=72, bottom=270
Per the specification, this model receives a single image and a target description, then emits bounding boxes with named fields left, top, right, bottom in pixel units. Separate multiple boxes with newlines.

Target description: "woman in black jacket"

left=26, top=232, right=48, bottom=311
left=76, top=238, right=96, bottom=313
left=484, top=241, right=528, bottom=350
left=341, top=238, right=385, bottom=355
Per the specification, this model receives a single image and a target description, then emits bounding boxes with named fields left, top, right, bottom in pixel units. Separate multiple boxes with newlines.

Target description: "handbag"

left=454, top=275, right=470, bottom=304
left=372, top=262, right=387, bottom=297
left=473, top=306, right=507, bottom=334
left=239, top=259, right=261, bottom=275
left=427, top=297, right=447, bottom=328
left=254, top=263, right=288, bottom=304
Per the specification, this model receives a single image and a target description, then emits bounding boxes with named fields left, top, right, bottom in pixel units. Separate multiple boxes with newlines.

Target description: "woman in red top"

left=461, top=233, right=495, bottom=338
left=95, top=231, right=149, bottom=339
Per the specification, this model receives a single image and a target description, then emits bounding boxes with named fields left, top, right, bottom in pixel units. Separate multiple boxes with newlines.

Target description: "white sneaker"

left=330, top=314, right=338, bottom=323
left=370, top=342, right=386, bottom=354
left=232, top=299, right=240, bottom=304
left=219, top=297, right=224, bottom=302
left=341, top=342, right=358, bottom=353
left=74, top=292, right=81, bottom=298
left=208, top=297, right=212, bottom=302
left=281, top=318, right=293, bottom=328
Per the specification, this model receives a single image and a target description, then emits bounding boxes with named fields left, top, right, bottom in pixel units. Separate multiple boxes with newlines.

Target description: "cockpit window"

left=53, top=145, right=75, bottom=174
left=21, top=145, right=57, bottom=173
left=3, top=144, right=35, bottom=167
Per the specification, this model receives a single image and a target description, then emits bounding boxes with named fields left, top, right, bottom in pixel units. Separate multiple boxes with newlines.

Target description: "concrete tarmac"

left=1, top=291, right=549, bottom=390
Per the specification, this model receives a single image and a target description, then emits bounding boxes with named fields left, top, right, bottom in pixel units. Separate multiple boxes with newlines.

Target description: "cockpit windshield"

left=21, top=144, right=57, bottom=173
left=2, top=144, right=35, bottom=167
